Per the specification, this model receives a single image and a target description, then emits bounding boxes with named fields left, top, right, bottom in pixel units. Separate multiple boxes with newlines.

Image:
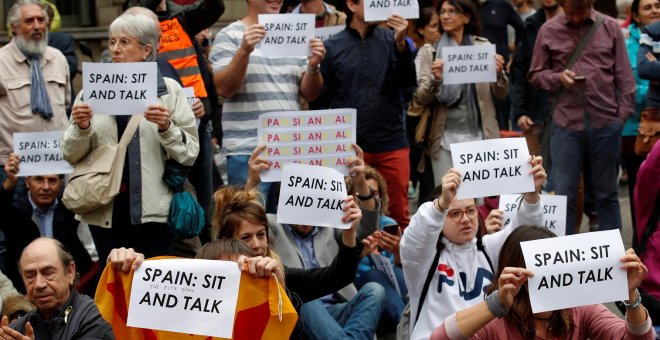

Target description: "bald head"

left=19, top=238, right=76, bottom=319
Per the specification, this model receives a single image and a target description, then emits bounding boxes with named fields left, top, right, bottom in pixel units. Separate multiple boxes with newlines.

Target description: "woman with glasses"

left=415, top=0, right=508, bottom=186
left=399, top=156, right=546, bottom=340
left=62, top=12, right=199, bottom=267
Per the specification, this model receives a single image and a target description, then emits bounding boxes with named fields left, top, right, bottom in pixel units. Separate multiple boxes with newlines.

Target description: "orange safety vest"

left=159, top=17, right=208, bottom=98
left=95, top=257, right=298, bottom=340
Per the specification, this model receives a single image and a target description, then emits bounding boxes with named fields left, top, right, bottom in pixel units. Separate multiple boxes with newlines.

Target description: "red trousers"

left=364, top=147, right=411, bottom=228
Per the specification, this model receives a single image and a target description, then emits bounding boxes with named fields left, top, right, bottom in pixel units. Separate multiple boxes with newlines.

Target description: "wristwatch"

left=622, top=289, right=642, bottom=310
left=308, top=63, right=321, bottom=74
left=357, top=187, right=375, bottom=201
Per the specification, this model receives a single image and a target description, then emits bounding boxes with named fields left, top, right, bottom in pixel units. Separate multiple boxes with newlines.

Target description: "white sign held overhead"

left=364, top=0, right=419, bottom=22
left=258, top=14, right=314, bottom=57
left=277, top=163, right=350, bottom=229
left=441, top=44, right=497, bottom=85
left=450, top=137, right=534, bottom=199
left=127, top=259, right=241, bottom=338
left=520, top=230, right=628, bottom=313
left=499, top=194, right=567, bottom=236
left=13, top=131, right=73, bottom=176
left=83, top=62, right=157, bottom=115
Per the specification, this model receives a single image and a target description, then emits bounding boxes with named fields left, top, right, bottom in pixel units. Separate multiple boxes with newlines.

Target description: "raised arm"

left=212, top=24, right=264, bottom=98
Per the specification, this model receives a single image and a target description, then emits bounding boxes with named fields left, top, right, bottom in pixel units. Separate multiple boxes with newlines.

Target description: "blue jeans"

left=355, top=267, right=408, bottom=332
left=226, top=154, right=271, bottom=198
left=550, top=121, right=622, bottom=235
left=300, top=282, right=385, bottom=340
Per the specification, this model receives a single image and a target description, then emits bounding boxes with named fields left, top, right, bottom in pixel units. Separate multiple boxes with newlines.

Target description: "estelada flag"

left=94, top=257, right=298, bottom=339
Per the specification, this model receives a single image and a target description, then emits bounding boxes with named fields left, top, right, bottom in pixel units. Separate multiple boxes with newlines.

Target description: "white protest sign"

left=277, top=163, right=350, bottom=229
left=316, top=25, right=344, bottom=42
left=181, top=87, right=200, bottom=128
left=257, top=109, right=356, bottom=182
left=364, top=0, right=419, bottom=22
left=441, top=44, right=497, bottom=85
left=127, top=259, right=241, bottom=338
left=13, top=131, right=73, bottom=176
left=520, top=230, right=628, bottom=313
left=499, top=194, right=567, bottom=236
left=450, top=138, right=533, bottom=199
left=258, top=14, right=314, bottom=57
left=83, top=62, right=157, bottom=115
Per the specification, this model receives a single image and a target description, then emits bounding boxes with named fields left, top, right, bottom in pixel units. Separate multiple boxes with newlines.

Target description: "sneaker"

left=408, top=182, right=417, bottom=199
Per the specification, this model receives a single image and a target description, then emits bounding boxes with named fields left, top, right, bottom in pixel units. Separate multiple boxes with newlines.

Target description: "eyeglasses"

left=440, top=9, right=462, bottom=17
left=446, top=205, right=478, bottom=222
left=107, top=38, right=144, bottom=49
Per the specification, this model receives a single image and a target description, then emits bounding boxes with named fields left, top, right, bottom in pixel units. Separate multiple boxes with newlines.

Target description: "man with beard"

left=528, top=0, right=636, bottom=235
left=510, top=0, right=562, bottom=157
left=0, top=0, right=70, bottom=182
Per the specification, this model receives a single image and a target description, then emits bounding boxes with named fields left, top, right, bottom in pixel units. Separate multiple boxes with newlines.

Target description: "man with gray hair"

left=0, top=0, right=71, bottom=182
left=1, top=238, right=113, bottom=339
left=529, top=0, right=636, bottom=235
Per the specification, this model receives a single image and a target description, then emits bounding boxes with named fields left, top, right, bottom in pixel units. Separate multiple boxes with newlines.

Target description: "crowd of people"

left=0, top=0, right=659, bottom=338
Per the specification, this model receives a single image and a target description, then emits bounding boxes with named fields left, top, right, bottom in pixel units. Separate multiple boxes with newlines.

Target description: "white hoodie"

left=400, top=199, right=542, bottom=340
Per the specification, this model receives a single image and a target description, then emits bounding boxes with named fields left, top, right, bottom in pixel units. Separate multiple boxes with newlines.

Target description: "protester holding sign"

left=430, top=226, right=654, bottom=339
left=209, top=0, right=325, bottom=189
left=62, top=13, right=199, bottom=269
left=399, top=156, right=545, bottom=340
left=210, top=186, right=365, bottom=308
left=414, top=0, right=507, bottom=186
left=1, top=153, right=93, bottom=295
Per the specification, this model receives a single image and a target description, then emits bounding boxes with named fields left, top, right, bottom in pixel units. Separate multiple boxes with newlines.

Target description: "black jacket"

left=511, top=9, right=550, bottom=125
left=11, top=290, right=114, bottom=340
left=313, top=25, right=417, bottom=153
left=0, top=187, right=92, bottom=293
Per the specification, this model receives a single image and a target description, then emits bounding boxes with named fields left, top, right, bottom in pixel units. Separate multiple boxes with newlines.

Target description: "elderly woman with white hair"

left=61, top=12, right=199, bottom=267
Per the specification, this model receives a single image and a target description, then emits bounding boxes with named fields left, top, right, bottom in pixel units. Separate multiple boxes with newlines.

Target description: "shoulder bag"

left=62, top=115, right=141, bottom=215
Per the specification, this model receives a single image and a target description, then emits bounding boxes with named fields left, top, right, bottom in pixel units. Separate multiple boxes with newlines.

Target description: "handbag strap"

left=118, top=115, right=142, bottom=148
left=414, top=234, right=442, bottom=327
left=547, top=14, right=605, bottom=119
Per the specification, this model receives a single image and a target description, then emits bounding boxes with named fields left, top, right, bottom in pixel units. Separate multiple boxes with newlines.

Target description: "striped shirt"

left=210, top=20, right=307, bottom=156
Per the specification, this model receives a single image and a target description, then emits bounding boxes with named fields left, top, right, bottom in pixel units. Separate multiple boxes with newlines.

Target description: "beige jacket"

left=0, top=41, right=70, bottom=164
left=414, top=37, right=508, bottom=159
left=61, top=77, right=199, bottom=228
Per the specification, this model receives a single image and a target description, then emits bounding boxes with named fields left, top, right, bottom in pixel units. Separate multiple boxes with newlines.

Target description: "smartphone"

left=383, top=224, right=399, bottom=235
left=574, top=75, right=586, bottom=82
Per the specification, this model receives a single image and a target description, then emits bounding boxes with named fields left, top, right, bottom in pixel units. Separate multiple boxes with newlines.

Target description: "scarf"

left=24, top=52, right=54, bottom=120
left=436, top=33, right=481, bottom=128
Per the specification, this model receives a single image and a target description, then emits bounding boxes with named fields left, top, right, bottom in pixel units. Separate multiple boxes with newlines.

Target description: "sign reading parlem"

left=277, top=163, right=350, bottom=229
left=258, top=14, right=314, bottom=57
left=13, top=131, right=72, bottom=176
left=127, top=259, right=241, bottom=338
left=181, top=87, right=200, bottom=128
left=257, top=109, right=356, bottom=182
left=520, top=230, right=628, bottom=313
left=83, top=62, right=157, bottom=116
left=316, top=25, right=344, bottom=42
left=499, top=194, right=567, bottom=236
left=441, top=44, right=497, bottom=85
left=364, top=0, right=419, bottom=22
left=450, top=138, right=533, bottom=199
